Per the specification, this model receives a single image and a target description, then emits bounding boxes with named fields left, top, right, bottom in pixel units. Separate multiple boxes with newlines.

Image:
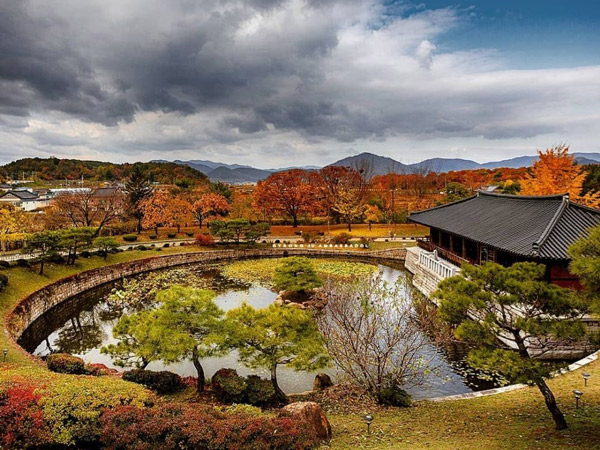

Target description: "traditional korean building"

left=407, top=191, right=600, bottom=290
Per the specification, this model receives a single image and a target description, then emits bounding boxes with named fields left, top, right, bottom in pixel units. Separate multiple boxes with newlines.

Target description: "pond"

left=18, top=259, right=501, bottom=399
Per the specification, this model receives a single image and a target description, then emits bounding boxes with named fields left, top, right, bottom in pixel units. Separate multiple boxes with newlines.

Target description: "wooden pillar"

left=462, top=237, right=467, bottom=260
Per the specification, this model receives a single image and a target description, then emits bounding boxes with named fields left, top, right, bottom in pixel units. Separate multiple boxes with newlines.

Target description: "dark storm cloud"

left=0, top=1, right=136, bottom=125
left=0, top=0, right=599, bottom=164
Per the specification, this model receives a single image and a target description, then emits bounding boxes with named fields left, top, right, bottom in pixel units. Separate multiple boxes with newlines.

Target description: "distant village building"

left=0, top=188, right=51, bottom=211
left=406, top=192, right=600, bottom=290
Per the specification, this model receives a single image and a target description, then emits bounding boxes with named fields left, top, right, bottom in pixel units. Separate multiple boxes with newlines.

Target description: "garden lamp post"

left=582, top=372, right=590, bottom=386
left=364, top=414, right=374, bottom=435
left=573, top=390, right=583, bottom=409
left=2, top=349, right=7, bottom=362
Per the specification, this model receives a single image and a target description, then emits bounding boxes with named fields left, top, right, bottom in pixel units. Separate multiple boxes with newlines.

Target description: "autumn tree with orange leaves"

left=253, top=169, right=316, bottom=227
left=141, top=189, right=171, bottom=235
left=192, top=193, right=230, bottom=228
left=521, top=145, right=600, bottom=207
left=167, top=195, right=194, bottom=232
left=314, top=166, right=368, bottom=231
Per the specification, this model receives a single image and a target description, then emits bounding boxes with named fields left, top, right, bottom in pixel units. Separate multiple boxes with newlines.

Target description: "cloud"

left=0, top=0, right=599, bottom=167
left=415, top=40, right=436, bottom=69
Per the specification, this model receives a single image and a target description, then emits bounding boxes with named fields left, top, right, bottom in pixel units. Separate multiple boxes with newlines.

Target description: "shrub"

left=46, top=353, right=86, bottom=375
left=123, top=234, right=138, bottom=242
left=167, top=233, right=176, bottom=238
left=376, top=386, right=412, bottom=407
left=148, top=234, right=157, bottom=240
left=162, top=243, right=170, bottom=248
left=41, top=376, right=151, bottom=446
left=220, top=403, right=266, bottom=418
left=155, top=247, right=162, bottom=252
left=211, top=369, right=247, bottom=403
left=0, top=260, right=10, bottom=269
left=15, top=258, right=31, bottom=268
left=0, top=274, right=7, bottom=291
left=244, top=375, right=276, bottom=407
left=100, top=404, right=318, bottom=450
left=80, top=250, right=92, bottom=258
left=332, top=233, right=351, bottom=245
left=186, top=231, right=194, bottom=237
left=48, top=254, right=66, bottom=263
left=195, top=233, right=215, bottom=247
left=0, top=383, right=52, bottom=450
left=302, top=232, right=313, bottom=243
left=122, top=370, right=186, bottom=395
left=136, top=245, right=148, bottom=251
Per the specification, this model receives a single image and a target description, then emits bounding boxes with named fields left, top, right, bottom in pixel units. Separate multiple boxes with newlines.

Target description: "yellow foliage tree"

left=0, top=204, right=28, bottom=251
left=521, top=145, right=600, bottom=208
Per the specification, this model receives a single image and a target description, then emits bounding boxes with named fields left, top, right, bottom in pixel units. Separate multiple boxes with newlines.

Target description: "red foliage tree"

left=253, top=169, right=316, bottom=227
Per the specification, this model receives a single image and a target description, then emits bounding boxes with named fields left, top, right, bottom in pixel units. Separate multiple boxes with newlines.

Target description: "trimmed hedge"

left=0, top=274, right=7, bottom=291
left=245, top=375, right=277, bottom=407
left=122, top=370, right=186, bottom=395
left=376, top=386, right=412, bottom=407
left=46, top=354, right=86, bottom=375
left=100, top=404, right=319, bottom=450
left=123, top=234, right=138, bottom=242
left=211, top=369, right=247, bottom=403
left=0, top=260, right=10, bottom=269
left=15, top=258, right=31, bottom=268
left=167, top=233, right=176, bottom=238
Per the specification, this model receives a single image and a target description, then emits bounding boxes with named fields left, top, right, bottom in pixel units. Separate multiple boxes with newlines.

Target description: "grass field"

left=326, top=356, right=600, bottom=449
left=269, top=223, right=428, bottom=238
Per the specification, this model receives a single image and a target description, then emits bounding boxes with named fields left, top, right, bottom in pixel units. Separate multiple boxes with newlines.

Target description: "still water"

left=18, top=261, right=497, bottom=399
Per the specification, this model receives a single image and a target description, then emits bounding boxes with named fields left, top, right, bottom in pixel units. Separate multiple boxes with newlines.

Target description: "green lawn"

left=325, top=359, right=600, bottom=450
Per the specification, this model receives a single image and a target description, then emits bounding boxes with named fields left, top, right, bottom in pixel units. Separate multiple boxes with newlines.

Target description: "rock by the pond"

left=313, top=373, right=333, bottom=391
left=279, top=401, right=331, bottom=440
left=288, top=302, right=306, bottom=309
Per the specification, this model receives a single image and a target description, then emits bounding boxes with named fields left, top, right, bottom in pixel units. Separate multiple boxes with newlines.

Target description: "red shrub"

left=195, top=233, right=215, bottom=246
left=0, top=383, right=52, bottom=449
left=100, top=404, right=318, bottom=450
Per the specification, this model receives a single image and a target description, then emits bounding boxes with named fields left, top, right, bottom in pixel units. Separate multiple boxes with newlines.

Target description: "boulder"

left=313, top=373, right=333, bottom=391
left=279, top=401, right=331, bottom=440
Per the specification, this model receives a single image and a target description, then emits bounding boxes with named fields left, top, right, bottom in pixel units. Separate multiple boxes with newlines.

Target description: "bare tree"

left=52, top=187, right=124, bottom=236
left=316, top=275, right=435, bottom=397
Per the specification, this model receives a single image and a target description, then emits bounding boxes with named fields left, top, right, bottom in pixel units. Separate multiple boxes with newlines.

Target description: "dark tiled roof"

left=92, top=187, right=120, bottom=197
left=408, top=192, right=600, bottom=260
left=0, top=190, right=38, bottom=200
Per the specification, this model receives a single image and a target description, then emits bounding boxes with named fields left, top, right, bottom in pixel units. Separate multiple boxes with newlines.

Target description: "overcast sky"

left=1, top=0, right=600, bottom=168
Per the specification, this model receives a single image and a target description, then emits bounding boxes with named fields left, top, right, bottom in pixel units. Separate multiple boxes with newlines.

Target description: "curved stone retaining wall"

left=7, top=248, right=406, bottom=342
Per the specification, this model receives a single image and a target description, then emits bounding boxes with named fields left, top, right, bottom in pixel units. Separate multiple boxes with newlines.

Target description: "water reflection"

left=19, top=261, right=498, bottom=398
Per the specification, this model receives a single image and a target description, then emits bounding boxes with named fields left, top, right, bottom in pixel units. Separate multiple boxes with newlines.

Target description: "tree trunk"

left=192, top=352, right=206, bottom=393
left=292, top=215, right=298, bottom=228
left=368, top=222, right=372, bottom=231
left=39, top=259, right=44, bottom=275
left=137, top=217, right=142, bottom=235
left=536, top=379, right=568, bottom=430
left=270, top=364, right=288, bottom=403
left=512, top=331, right=569, bottom=431
left=347, top=221, right=352, bottom=232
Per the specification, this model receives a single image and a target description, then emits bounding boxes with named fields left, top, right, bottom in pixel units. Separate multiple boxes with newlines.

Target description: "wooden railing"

left=416, top=238, right=474, bottom=266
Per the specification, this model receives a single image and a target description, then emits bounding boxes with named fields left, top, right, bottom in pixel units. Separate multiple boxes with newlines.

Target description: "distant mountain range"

left=155, top=152, right=600, bottom=183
